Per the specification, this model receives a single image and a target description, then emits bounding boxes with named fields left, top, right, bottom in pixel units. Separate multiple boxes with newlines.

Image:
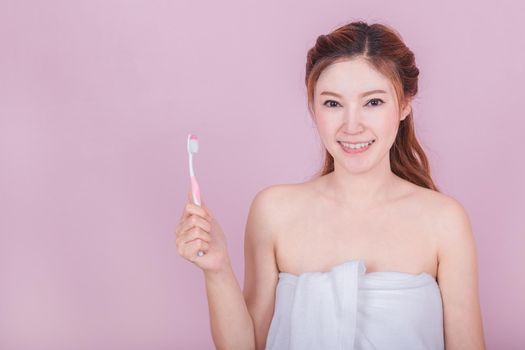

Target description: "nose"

left=341, top=108, right=365, bottom=134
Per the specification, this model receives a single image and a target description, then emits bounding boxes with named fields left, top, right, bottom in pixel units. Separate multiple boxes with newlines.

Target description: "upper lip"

left=339, top=139, right=375, bottom=144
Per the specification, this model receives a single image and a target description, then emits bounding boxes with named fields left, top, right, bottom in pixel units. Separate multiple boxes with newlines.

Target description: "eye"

left=322, top=98, right=385, bottom=108
left=323, top=100, right=340, bottom=108
left=366, top=98, right=384, bottom=107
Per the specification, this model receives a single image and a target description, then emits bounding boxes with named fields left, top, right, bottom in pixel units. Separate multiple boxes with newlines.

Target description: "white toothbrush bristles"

left=188, top=134, right=199, bottom=153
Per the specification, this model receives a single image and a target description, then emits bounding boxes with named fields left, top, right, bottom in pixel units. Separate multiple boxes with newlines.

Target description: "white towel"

left=265, top=259, right=444, bottom=350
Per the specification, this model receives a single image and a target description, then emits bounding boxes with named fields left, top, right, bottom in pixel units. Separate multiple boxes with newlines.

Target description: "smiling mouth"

left=338, top=139, right=375, bottom=148
left=338, top=139, right=375, bottom=153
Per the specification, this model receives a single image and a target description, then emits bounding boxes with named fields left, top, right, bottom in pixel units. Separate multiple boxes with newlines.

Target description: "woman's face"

left=313, top=57, right=411, bottom=173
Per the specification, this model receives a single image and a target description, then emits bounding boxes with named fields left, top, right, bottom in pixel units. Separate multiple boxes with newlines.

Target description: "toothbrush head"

left=187, top=133, right=199, bottom=154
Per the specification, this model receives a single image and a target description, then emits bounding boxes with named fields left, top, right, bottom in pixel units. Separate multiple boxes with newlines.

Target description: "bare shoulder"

left=250, top=183, right=304, bottom=228
left=246, top=182, right=308, bottom=256
left=412, top=186, right=475, bottom=260
left=244, top=184, right=290, bottom=259
left=253, top=183, right=297, bottom=205
left=406, top=182, right=466, bottom=216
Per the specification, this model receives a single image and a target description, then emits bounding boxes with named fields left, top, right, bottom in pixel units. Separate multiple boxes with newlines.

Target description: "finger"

left=175, top=215, right=210, bottom=244
left=180, top=190, right=194, bottom=221
left=201, top=201, right=212, bottom=217
left=176, top=230, right=211, bottom=249
left=198, top=199, right=214, bottom=220
left=181, top=201, right=212, bottom=222
left=177, top=215, right=211, bottom=236
left=181, top=190, right=195, bottom=220
left=174, top=221, right=182, bottom=236
left=177, top=234, right=207, bottom=250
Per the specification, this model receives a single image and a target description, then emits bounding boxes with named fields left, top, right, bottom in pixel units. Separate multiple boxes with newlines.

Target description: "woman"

left=175, top=21, right=486, bottom=350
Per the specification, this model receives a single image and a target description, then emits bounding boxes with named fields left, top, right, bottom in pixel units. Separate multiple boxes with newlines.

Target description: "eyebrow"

left=320, top=89, right=387, bottom=98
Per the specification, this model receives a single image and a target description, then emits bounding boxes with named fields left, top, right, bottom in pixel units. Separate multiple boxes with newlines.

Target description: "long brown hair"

left=305, top=21, right=440, bottom=192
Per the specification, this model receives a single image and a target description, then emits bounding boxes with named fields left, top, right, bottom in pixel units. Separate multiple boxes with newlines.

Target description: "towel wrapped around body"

left=265, top=259, right=444, bottom=350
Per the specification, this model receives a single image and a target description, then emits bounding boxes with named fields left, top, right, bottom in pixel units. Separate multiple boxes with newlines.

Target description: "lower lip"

left=339, top=141, right=374, bottom=154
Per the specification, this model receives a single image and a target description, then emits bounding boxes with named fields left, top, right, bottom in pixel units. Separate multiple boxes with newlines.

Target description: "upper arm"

left=243, top=186, right=281, bottom=350
left=436, top=197, right=486, bottom=350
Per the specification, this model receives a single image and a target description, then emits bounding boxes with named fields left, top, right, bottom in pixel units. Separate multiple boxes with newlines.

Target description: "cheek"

left=371, top=110, right=399, bottom=132
left=314, top=113, right=335, bottom=134
left=373, top=115, right=401, bottom=147
left=314, top=119, right=338, bottom=151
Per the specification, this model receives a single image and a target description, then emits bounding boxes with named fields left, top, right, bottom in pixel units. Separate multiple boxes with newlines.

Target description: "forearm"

left=204, top=265, right=255, bottom=350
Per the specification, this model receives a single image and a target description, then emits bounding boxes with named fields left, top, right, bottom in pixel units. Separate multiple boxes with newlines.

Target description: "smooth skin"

left=176, top=56, right=486, bottom=349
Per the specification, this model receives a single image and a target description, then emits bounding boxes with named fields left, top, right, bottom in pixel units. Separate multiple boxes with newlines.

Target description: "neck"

left=321, top=159, right=400, bottom=210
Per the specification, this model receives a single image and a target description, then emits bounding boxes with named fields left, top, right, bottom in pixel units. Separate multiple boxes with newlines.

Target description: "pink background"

left=1, top=1, right=524, bottom=349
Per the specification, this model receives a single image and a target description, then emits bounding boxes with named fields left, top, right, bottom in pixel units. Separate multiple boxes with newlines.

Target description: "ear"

left=400, top=101, right=412, bottom=121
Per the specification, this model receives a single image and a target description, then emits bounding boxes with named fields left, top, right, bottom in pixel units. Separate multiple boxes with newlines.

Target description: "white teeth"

left=340, top=140, right=373, bottom=149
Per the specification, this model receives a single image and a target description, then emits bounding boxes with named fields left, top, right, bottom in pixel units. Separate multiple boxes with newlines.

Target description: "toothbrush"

left=187, top=133, right=204, bottom=257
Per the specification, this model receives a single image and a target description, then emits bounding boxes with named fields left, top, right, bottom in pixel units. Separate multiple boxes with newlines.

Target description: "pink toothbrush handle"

left=190, top=175, right=201, bottom=206
left=190, top=175, right=204, bottom=257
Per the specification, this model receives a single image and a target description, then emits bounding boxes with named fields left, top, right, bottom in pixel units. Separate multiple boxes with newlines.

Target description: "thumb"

left=188, top=188, right=212, bottom=217
left=200, top=197, right=212, bottom=218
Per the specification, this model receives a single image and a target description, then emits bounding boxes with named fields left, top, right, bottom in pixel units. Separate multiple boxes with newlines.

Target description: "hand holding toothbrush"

left=174, top=134, right=231, bottom=274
